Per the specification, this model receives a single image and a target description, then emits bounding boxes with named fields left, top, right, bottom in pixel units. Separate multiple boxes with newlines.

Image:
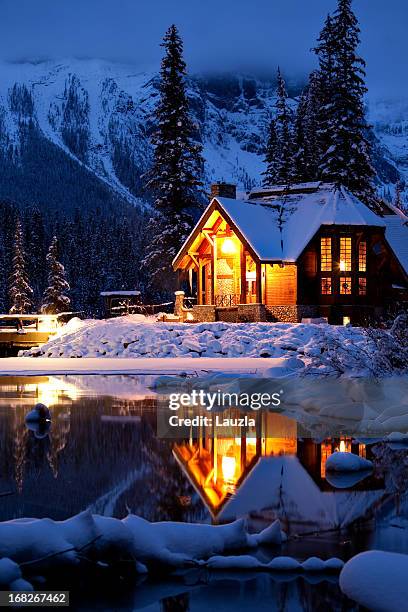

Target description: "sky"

left=1, top=0, right=407, bottom=98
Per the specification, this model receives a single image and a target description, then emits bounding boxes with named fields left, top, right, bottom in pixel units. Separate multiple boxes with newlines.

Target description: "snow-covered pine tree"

left=314, top=0, right=375, bottom=203
left=262, top=117, right=279, bottom=186
left=41, top=236, right=70, bottom=314
left=292, top=89, right=308, bottom=183
left=143, top=24, right=204, bottom=297
left=313, top=14, right=336, bottom=165
left=394, top=181, right=407, bottom=214
left=263, top=68, right=294, bottom=187
left=9, top=219, right=33, bottom=314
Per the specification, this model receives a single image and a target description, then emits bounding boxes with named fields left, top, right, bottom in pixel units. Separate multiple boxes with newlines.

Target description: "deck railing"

left=214, top=294, right=241, bottom=307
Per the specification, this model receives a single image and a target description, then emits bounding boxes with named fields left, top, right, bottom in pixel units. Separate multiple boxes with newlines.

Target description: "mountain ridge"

left=0, top=58, right=406, bottom=213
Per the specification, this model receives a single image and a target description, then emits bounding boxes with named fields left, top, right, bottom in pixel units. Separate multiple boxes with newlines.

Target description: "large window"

left=321, top=237, right=332, bottom=271
left=340, top=237, right=352, bottom=271
left=340, top=276, right=352, bottom=295
left=358, top=241, right=367, bottom=272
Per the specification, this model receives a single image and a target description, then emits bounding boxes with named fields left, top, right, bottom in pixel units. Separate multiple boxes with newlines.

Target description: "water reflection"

left=0, top=375, right=401, bottom=543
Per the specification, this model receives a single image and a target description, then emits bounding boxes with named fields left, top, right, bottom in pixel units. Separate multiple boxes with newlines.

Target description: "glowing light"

left=37, top=316, right=59, bottom=333
left=221, top=238, right=236, bottom=255
left=221, top=455, right=236, bottom=482
left=340, top=260, right=346, bottom=271
left=339, top=440, right=346, bottom=453
left=246, top=436, right=257, bottom=447
left=37, top=377, right=79, bottom=406
left=343, top=316, right=351, bottom=326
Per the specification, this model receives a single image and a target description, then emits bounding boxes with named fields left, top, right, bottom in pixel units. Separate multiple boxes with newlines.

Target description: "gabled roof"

left=217, top=186, right=385, bottom=262
left=173, top=183, right=408, bottom=275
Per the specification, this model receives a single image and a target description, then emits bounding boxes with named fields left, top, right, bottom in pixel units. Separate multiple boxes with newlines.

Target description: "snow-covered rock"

left=340, top=551, right=408, bottom=611
left=326, top=452, right=373, bottom=473
left=24, top=317, right=395, bottom=379
left=0, top=558, right=21, bottom=586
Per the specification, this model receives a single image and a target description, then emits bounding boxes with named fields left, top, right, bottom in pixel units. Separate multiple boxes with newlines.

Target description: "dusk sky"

left=1, top=0, right=407, bottom=98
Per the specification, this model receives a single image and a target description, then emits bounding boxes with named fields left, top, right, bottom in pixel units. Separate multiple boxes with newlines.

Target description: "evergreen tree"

left=394, top=181, right=407, bottom=214
left=292, top=89, right=308, bottom=183
left=143, top=25, right=204, bottom=297
left=262, top=117, right=279, bottom=186
left=263, top=68, right=294, bottom=186
left=314, top=0, right=375, bottom=202
left=313, top=14, right=336, bottom=163
left=24, top=205, right=47, bottom=309
left=9, top=219, right=33, bottom=314
left=41, top=236, right=70, bottom=314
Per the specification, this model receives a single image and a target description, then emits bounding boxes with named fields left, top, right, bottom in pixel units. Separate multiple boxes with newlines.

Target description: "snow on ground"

left=21, top=316, right=390, bottom=374
left=0, top=509, right=345, bottom=591
left=340, top=550, right=408, bottom=612
left=0, top=510, right=343, bottom=590
left=0, top=356, right=289, bottom=376
left=326, top=452, right=373, bottom=473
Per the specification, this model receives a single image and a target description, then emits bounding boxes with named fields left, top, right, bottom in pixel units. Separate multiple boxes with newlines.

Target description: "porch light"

left=221, top=237, right=236, bottom=255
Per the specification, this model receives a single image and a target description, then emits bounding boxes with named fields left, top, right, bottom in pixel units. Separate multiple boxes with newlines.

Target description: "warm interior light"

left=221, top=455, right=236, bottom=482
left=339, top=440, right=346, bottom=453
left=221, top=237, right=236, bottom=255
left=340, top=260, right=346, bottom=271
left=343, top=316, right=351, bottom=326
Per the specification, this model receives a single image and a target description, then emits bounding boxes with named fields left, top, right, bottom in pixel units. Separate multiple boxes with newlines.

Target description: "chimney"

left=210, top=182, right=237, bottom=200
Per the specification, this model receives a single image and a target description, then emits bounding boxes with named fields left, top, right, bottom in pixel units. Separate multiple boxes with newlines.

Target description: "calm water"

left=1, top=374, right=407, bottom=610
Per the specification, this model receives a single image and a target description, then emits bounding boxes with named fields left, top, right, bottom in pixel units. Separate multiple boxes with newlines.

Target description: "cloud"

left=0, top=0, right=406, bottom=98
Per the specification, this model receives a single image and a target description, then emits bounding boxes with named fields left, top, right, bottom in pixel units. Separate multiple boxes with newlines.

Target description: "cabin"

left=172, top=410, right=383, bottom=522
left=173, top=182, right=408, bottom=324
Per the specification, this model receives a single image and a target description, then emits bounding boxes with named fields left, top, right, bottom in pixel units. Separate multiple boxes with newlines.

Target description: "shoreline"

left=0, top=356, right=285, bottom=377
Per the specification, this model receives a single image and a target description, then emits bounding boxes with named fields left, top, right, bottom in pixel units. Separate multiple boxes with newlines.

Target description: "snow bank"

left=326, top=452, right=373, bottom=472
left=22, top=316, right=408, bottom=377
left=0, top=509, right=346, bottom=588
left=340, top=551, right=408, bottom=611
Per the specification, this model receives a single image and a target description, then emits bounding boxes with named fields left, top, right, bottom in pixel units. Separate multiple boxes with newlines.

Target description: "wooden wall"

left=264, top=264, right=297, bottom=306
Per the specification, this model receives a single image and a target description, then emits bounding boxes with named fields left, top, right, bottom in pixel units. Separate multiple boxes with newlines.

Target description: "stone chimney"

left=210, top=182, right=237, bottom=200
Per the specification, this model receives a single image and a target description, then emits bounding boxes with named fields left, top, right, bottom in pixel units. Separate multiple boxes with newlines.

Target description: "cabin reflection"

left=173, top=410, right=378, bottom=517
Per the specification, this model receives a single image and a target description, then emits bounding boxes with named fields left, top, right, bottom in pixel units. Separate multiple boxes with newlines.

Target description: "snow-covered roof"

left=383, top=215, right=408, bottom=277
left=216, top=185, right=385, bottom=262
left=173, top=183, right=408, bottom=274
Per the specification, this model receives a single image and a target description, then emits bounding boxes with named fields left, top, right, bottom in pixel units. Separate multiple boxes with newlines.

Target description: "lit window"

left=321, top=277, right=332, bottom=295
left=340, top=276, right=352, bottom=295
left=359, top=277, right=367, bottom=295
left=340, top=237, right=352, bottom=271
left=358, top=241, right=367, bottom=272
left=321, top=238, right=332, bottom=271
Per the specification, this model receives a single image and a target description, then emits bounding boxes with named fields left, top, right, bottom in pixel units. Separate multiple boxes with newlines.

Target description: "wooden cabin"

left=173, top=182, right=408, bottom=324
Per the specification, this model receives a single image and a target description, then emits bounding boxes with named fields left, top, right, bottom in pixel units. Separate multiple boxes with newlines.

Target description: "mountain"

left=0, top=58, right=406, bottom=213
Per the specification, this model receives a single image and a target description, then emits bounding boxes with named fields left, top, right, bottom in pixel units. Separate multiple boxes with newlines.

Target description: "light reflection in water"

left=0, top=376, right=388, bottom=534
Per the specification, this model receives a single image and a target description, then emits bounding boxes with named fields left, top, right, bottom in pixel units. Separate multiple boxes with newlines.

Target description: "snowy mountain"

left=0, top=58, right=405, bottom=212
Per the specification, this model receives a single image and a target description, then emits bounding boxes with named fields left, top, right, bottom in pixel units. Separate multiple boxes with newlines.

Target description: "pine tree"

left=394, top=181, right=407, bottom=214
left=314, top=0, right=375, bottom=202
left=313, top=14, right=336, bottom=163
left=263, top=69, right=294, bottom=186
left=143, top=25, right=204, bottom=297
left=9, top=219, right=33, bottom=314
left=262, top=117, right=279, bottom=186
left=41, top=236, right=70, bottom=314
left=292, top=89, right=308, bottom=183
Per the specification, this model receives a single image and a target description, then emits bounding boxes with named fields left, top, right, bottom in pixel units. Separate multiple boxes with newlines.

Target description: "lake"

left=0, top=374, right=407, bottom=610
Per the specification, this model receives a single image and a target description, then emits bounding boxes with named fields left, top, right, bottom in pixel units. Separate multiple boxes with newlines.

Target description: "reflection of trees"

left=13, top=407, right=29, bottom=493
left=47, top=406, right=71, bottom=478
